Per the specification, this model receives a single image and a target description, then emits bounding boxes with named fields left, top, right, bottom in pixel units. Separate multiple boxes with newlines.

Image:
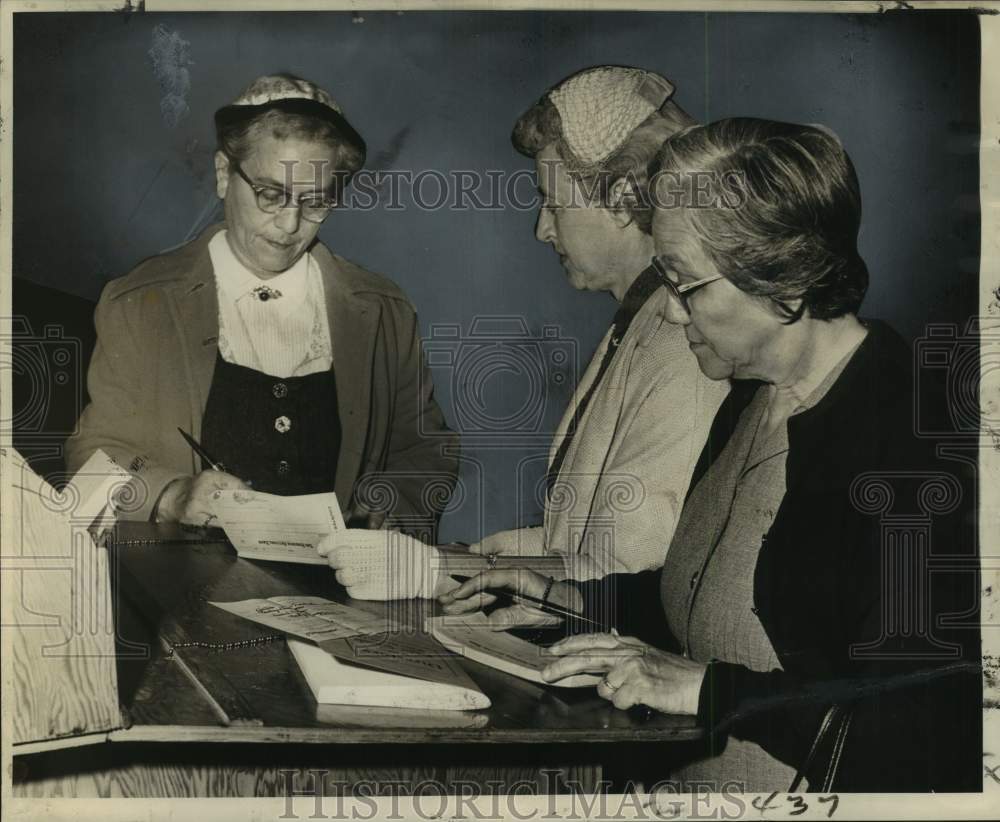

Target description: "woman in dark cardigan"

left=441, top=118, right=981, bottom=792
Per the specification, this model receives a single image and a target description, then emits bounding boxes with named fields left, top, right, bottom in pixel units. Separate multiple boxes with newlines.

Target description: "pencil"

left=177, top=427, right=226, bottom=473
left=448, top=574, right=607, bottom=630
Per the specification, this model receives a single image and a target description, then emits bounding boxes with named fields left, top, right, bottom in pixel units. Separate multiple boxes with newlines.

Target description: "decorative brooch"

left=252, top=284, right=283, bottom=302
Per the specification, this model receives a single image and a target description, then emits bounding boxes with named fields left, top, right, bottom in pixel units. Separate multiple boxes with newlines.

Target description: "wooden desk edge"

left=102, top=724, right=704, bottom=745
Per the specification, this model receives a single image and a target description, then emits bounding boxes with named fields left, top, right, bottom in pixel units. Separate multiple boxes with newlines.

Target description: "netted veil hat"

left=214, top=73, right=366, bottom=160
left=547, top=66, right=676, bottom=167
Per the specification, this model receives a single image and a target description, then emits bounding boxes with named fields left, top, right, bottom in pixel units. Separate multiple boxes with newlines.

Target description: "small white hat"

left=214, top=73, right=365, bottom=158
left=229, top=74, right=343, bottom=114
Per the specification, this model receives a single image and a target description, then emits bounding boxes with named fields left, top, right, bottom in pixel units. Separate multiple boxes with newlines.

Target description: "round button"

left=277, top=460, right=290, bottom=476
left=272, top=382, right=288, bottom=399
left=274, top=415, right=292, bottom=434
left=689, top=571, right=699, bottom=590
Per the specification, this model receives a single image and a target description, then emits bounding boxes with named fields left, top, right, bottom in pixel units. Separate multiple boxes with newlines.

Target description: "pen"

left=448, top=574, right=607, bottom=631
left=177, top=427, right=226, bottom=473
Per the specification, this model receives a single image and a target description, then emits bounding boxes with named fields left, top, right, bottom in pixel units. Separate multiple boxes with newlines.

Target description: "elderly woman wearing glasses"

left=66, top=74, right=458, bottom=533
left=441, top=118, right=980, bottom=791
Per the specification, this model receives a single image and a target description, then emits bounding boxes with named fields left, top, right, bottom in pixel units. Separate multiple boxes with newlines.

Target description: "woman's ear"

left=607, top=176, right=639, bottom=228
left=214, top=151, right=231, bottom=200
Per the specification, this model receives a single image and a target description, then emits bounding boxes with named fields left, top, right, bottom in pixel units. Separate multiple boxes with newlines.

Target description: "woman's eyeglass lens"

left=649, top=256, right=724, bottom=314
left=231, top=161, right=335, bottom=223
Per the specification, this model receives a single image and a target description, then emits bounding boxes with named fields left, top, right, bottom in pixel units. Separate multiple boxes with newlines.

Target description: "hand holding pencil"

left=438, top=568, right=590, bottom=631
left=153, top=429, right=250, bottom=526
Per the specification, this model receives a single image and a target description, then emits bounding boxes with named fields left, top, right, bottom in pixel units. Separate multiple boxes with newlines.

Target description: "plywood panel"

left=3, top=452, right=120, bottom=746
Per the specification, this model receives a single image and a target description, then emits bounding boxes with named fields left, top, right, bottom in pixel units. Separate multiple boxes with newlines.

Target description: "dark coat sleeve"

left=371, top=297, right=460, bottom=541
left=696, top=420, right=981, bottom=791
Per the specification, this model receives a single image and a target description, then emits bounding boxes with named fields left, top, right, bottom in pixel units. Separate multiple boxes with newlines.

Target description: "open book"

left=425, top=612, right=602, bottom=688
left=211, top=596, right=490, bottom=711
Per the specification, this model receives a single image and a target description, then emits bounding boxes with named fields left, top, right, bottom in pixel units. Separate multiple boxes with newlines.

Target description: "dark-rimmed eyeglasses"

left=229, top=159, right=337, bottom=224
left=649, top=255, right=724, bottom=315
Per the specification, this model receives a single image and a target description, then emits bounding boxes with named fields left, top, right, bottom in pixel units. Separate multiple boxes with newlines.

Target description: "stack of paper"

left=315, top=702, right=489, bottom=729
left=288, top=639, right=488, bottom=710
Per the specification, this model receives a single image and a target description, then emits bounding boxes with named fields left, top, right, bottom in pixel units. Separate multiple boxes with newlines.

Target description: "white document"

left=209, top=596, right=387, bottom=644
left=288, top=638, right=490, bottom=711
left=425, top=612, right=603, bottom=688
left=210, top=489, right=346, bottom=565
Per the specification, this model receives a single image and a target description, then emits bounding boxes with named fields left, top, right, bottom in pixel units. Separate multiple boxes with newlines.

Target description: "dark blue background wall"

left=12, top=11, right=980, bottom=541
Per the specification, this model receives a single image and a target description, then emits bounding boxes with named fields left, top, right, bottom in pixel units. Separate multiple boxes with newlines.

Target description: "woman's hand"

left=155, top=470, right=249, bottom=526
left=438, top=568, right=581, bottom=630
left=322, top=529, right=448, bottom=600
left=542, top=633, right=708, bottom=716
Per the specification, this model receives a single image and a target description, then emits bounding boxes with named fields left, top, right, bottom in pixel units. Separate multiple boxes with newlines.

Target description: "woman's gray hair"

left=651, top=117, right=869, bottom=322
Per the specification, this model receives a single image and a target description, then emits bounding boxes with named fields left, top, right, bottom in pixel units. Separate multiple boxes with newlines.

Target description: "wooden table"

left=13, top=523, right=704, bottom=798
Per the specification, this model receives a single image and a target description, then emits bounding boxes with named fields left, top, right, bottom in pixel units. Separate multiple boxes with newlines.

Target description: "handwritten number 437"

left=751, top=792, right=840, bottom=817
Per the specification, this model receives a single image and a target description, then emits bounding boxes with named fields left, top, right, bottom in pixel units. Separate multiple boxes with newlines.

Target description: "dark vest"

left=200, top=352, right=341, bottom=495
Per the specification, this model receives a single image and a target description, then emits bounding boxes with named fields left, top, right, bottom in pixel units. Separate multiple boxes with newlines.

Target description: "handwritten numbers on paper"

left=751, top=792, right=781, bottom=813
left=751, top=792, right=840, bottom=817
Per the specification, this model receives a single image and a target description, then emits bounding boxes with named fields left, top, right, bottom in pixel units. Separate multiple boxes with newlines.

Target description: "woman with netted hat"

left=325, top=66, right=728, bottom=595
left=66, top=73, right=458, bottom=536
left=486, top=66, right=729, bottom=581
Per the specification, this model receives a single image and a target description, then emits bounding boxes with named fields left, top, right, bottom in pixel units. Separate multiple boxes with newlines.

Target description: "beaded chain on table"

left=115, top=536, right=286, bottom=656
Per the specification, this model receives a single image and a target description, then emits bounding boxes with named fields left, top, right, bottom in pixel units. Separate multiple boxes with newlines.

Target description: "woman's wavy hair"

left=650, top=117, right=869, bottom=322
left=511, top=92, right=696, bottom=235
